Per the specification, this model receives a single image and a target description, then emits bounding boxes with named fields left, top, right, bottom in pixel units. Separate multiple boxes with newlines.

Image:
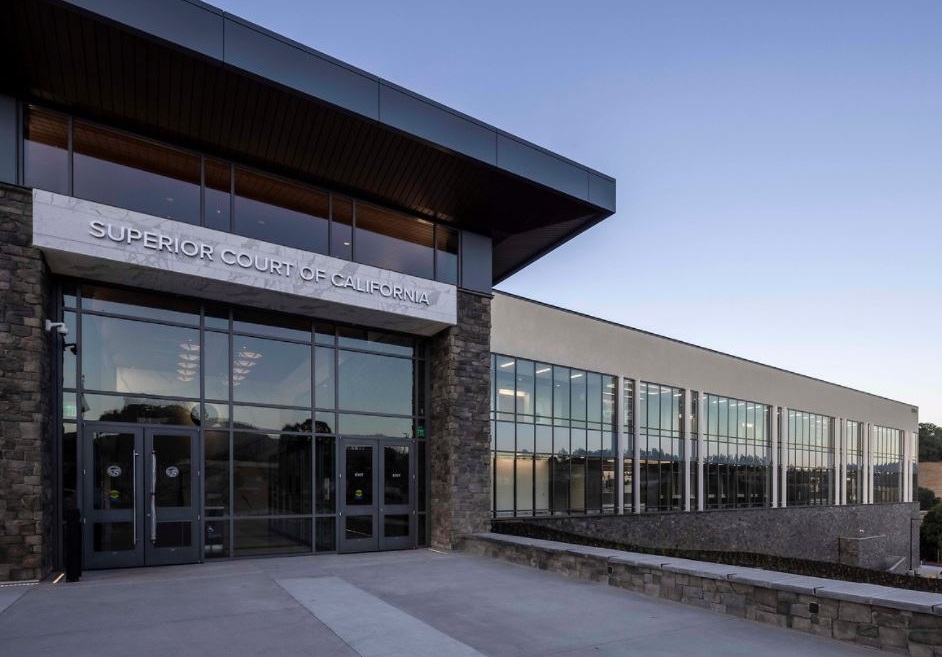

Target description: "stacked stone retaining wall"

left=459, top=533, right=942, bottom=656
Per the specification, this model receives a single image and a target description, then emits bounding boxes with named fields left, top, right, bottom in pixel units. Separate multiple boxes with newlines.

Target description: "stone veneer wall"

left=0, top=183, right=54, bottom=581
left=428, top=290, right=491, bottom=548
left=501, top=502, right=920, bottom=571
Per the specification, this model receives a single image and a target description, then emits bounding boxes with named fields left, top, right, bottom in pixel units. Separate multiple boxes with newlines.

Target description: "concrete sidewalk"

left=0, top=550, right=886, bottom=656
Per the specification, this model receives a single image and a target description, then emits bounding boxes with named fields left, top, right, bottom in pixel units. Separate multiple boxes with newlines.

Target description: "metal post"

left=835, top=417, right=843, bottom=506
left=683, top=389, right=692, bottom=512
left=771, top=405, right=779, bottom=508
left=863, top=422, right=873, bottom=504
left=780, top=407, right=789, bottom=508
left=697, top=392, right=705, bottom=511
left=846, top=420, right=853, bottom=504
left=633, top=380, right=641, bottom=514
left=900, top=431, right=913, bottom=502
left=615, top=375, right=625, bottom=514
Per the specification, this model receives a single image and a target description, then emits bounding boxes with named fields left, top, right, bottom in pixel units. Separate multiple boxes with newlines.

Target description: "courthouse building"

left=0, top=0, right=918, bottom=580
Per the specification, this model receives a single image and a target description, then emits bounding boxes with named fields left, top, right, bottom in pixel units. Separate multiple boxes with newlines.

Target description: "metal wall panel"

left=460, top=230, right=493, bottom=294
left=379, top=84, right=496, bottom=165
left=588, top=173, right=616, bottom=213
left=62, top=0, right=224, bottom=59
left=0, top=95, right=17, bottom=185
left=497, top=134, right=589, bottom=202
left=223, top=18, right=379, bottom=120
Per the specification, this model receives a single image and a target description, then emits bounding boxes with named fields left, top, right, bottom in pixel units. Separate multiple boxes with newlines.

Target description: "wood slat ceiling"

left=0, top=0, right=612, bottom=282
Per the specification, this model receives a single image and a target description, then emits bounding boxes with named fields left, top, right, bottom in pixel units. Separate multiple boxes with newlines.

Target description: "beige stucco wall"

left=490, top=292, right=917, bottom=433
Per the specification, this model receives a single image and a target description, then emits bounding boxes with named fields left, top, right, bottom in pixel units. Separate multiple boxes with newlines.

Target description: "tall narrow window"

left=435, top=226, right=459, bottom=284
left=845, top=420, right=862, bottom=504
left=872, top=425, right=902, bottom=503
left=330, top=196, right=353, bottom=260
left=204, top=159, right=231, bottom=232
left=24, top=106, right=69, bottom=194
left=638, top=382, right=685, bottom=512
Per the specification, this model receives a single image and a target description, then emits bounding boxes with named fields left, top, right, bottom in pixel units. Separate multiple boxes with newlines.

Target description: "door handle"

left=150, top=450, right=157, bottom=544
left=132, top=450, right=138, bottom=547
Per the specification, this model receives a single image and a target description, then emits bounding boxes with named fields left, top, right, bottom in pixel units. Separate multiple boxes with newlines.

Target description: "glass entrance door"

left=82, top=423, right=200, bottom=569
left=338, top=439, right=414, bottom=553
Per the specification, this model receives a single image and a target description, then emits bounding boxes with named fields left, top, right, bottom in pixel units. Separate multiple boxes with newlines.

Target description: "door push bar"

left=150, top=450, right=157, bottom=544
left=132, top=450, right=139, bottom=547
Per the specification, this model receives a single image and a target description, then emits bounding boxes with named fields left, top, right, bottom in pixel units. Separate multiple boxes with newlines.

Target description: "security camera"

left=44, top=320, right=69, bottom=336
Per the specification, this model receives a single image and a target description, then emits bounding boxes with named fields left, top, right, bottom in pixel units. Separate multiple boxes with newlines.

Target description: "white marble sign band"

left=32, top=190, right=457, bottom=335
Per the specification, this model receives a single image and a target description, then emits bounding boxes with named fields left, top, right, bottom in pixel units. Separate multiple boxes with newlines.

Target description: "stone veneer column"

left=0, top=183, right=54, bottom=581
left=428, top=290, right=491, bottom=548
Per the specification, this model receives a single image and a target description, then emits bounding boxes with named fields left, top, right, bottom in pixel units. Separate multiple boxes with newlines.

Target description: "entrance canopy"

left=1, top=0, right=616, bottom=283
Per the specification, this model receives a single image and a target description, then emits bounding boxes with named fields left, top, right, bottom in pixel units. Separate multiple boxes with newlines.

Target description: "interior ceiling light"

left=180, top=342, right=200, bottom=352
left=498, top=388, right=526, bottom=397
left=177, top=362, right=198, bottom=370
left=178, top=353, right=200, bottom=362
left=234, top=360, right=256, bottom=368
left=238, top=350, right=262, bottom=360
left=233, top=367, right=251, bottom=375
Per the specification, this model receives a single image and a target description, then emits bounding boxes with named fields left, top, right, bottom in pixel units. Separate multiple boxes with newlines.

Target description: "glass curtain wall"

left=785, top=410, right=833, bottom=506
left=872, top=426, right=902, bottom=503
left=23, top=106, right=459, bottom=284
left=845, top=420, right=863, bottom=504
left=490, top=355, right=616, bottom=517
left=638, top=382, right=684, bottom=512
left=60, top=281, right=427, bottom=558
left=703, top=395, right=770, bottom=509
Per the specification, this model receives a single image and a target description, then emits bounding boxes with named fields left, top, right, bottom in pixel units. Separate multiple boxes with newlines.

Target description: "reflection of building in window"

left=60, top=281, right=427, bottom=559
left=704, top=395, right=770, bottom=509
left=25, top=105, right=461, bottom=284
left=845, top=420, right=863, bottom=504
left=786, top=410, right=833, bottom=506
left=490, top=354, right=616, bottom=517
left=872, top=425, right=902, bottom=503
left=638, top=382, right=685, bottom=512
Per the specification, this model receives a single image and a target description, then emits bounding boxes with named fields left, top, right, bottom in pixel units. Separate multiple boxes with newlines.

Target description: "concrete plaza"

left=0, top=549, right=885, bottom=656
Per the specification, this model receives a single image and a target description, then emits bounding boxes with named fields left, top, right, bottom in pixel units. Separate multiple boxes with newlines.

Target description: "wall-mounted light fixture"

left=44, top=320, right=69, bottom=336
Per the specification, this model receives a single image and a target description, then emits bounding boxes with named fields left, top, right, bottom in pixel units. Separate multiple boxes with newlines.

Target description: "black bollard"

left=64, top=509, right=82, bottom=582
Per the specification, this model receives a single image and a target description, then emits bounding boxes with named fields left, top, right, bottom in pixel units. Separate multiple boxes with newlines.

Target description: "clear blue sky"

left=211, top=0, right=942, bottom=423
